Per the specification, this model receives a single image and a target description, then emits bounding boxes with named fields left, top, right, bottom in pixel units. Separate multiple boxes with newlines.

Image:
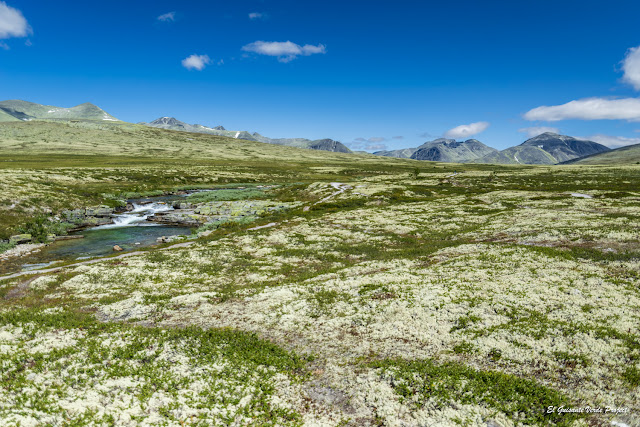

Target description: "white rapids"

left=96, top=202, right=174, bottom=229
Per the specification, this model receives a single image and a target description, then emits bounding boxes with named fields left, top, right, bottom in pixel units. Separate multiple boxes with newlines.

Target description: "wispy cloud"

left=365, top=143, right=387, bottom=150
left=392, top=135, right=404, bottom=140
left=524, top=46, right=640, bottom=122
left=518, top=126, right=560, bottom=138
left=181, top=54, right=211, bottom=71
left=524, top=97, right=640, bottom=122
left=248, top=12, right=268, bottom=20
left=157, top=11, right=176, bottom=22
left=241, top=40, right=326, bottom=62
left=444, top=121, right=489, bottom=139
left=622, top=45, right=640, bottom=90
left=586, top=134, right=640, bottom=148
left=0, top=1, right=31, bottom=40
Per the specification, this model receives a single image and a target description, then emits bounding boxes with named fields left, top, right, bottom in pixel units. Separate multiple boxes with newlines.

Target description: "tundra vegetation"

left=0, top=120, right=638, bottom=426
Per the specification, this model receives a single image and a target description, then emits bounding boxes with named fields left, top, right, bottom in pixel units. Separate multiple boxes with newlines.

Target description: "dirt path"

left=304, top=182, right=352, bottom=211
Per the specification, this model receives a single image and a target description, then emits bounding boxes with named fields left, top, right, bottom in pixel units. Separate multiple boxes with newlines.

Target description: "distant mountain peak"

left=149, top=117, right=186, bottom=127
left=0, top=99, right=119, bottom=122
left=473, top=132, right=611, bottom=165
left=409, top=138, right=497, bottom=162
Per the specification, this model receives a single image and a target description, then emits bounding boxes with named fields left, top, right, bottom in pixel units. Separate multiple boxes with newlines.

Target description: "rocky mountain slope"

left=0, top=100, right=119, bottom=122
left=474, top=133, right=610, bottom=164
left=377, top=132, right=611, bottom=165
left=411, top=138, right=497, bottom=162
left=141, top=116, right=351, bottom=153
left=519, top=132, right=610, bottom=162
left=374, top=138, right=497, bottom=162
left=474, top=145, right=558, bottom=165
left=373, top=147, right=418, bottom=158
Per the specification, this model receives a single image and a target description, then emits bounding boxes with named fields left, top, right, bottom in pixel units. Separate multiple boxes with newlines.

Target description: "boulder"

left=62, top=209, right=85, bottom=221
left=9, top=234, right=32, bottom=244
left=113, top=245, right=123, bottom=251
left=81, top=217, right=112, bottom=227
left=85, top=206, right=114, bottom=217
left=172, top=201, right=193, bottom=210
left=156, top=235, right=186, bottom=244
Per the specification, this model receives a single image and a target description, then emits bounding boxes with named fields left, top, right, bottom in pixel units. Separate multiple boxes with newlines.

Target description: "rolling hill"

left=0, top=119, right=375, bottom=164
left=561, top=143, right=640, bottom=164
left=0, top=100, right=119, bottom=122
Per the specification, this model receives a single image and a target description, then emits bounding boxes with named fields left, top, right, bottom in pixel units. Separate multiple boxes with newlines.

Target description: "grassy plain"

left=0, top=120, right=639, bottom=425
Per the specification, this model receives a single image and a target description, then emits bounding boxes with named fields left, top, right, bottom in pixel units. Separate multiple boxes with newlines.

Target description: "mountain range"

left=375, top=133, right=611, bottom=164
left=141, top=117, right=352, bottom=153
left=2, top=99, right=637, bottom=164
left=375, top=138, right=498, bottom=162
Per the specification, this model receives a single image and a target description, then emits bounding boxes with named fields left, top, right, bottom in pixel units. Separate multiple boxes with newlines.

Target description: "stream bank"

left=1, top=186, right=301, bottom=275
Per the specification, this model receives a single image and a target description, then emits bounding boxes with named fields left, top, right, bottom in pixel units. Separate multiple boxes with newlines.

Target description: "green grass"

left=0, top=241, right=15, bottom=254
left=0, top=309, right=308, bottom=425
left=369, top=358, right=584, bottom=426
left=186, top=187, right=268, bottom=203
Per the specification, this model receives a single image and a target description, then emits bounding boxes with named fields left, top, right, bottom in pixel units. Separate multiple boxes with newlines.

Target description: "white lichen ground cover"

left=1, top=166, right=639, bottom=426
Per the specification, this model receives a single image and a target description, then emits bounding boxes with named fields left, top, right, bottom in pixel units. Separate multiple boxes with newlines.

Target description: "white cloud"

left=444, top=121, right=489, bottom=139
left=241, top=40, right=326, bottom=62
left=586, top=134, right=640, bottom=148
left=157, top=11, right=176, bottom=22
left=248, top=12, right=267, bottom=20
left=518, top=126, right=560, bottom=138
left=392, top=135, right=404, bottom=139
left=621, top=45, right=640, bottom=91
left=181, top=54, right=211, bottom=71
left=365, top=143, right=387, bottom=150
left=524, top=97, right=640, bottom=122
left=0, top=1, right=31, bottom=39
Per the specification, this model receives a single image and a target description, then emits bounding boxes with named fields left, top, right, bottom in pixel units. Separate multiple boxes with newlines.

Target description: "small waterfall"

left=96, top=202, right=173, bottom=229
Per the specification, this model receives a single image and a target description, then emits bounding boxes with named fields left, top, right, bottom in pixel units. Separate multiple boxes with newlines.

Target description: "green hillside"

left=142, top=117, right=352, bottom=153
left=0, top=109, right=21, bottom=122
left=0, top=120, right=360, bottom=162
left=0, top=100, right=119, bottom=122
left=563, top=143, right=640, bottom=164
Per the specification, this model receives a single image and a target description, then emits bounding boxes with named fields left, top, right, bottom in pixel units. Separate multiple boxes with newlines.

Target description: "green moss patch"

left=0, top=309, right=308, bottom=425
left=369, top=358, right=584, bottom=426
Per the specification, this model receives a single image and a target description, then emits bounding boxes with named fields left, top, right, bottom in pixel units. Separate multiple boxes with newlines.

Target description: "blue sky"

left=2, top=0, right=640, bottom=151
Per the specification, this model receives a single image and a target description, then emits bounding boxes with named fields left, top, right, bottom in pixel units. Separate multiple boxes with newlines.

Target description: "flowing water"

left=1, top=196, right=196, bottom=275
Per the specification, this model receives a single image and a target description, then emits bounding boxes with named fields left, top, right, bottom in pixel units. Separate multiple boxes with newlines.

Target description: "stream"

left=1, top=196, right=195, bottom=275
